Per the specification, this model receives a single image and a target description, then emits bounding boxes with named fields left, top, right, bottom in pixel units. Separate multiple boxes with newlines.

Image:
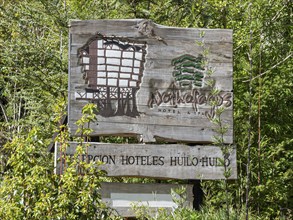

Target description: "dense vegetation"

left=0, top=0, right=292, bottom=219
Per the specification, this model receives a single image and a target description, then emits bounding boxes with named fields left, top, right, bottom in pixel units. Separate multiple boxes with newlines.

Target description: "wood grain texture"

left=55, top=142, right=237, bottom=180
left=68, top=19, right=233, bottom=143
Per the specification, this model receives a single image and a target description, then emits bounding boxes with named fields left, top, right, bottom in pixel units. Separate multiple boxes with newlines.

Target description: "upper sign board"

left=69, top=19, right=233, bottom=143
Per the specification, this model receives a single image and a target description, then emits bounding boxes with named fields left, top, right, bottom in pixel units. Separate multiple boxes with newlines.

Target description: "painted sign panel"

left=69, top=19, right=233, bottom=143
left=55, top=142, right=237, bottom=180
left=100, top=182, right=193, bottom=217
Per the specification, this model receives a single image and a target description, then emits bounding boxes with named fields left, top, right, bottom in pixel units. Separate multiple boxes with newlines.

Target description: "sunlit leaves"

left=0, top=0, right=291, bottom=219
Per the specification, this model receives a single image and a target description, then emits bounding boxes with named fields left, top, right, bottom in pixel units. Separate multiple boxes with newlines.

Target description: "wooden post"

left=189, top=180, right=203, bottom=210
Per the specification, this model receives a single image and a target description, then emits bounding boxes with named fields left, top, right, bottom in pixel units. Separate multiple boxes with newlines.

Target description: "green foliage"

left=0, top=128, right=52, bottom=219
left=0, top=0, right=291, bottom=219
left=0, top=0, right=68, bottom=141
left=132, top=187, right=260, bottom=220
left=0, top=104, right=121, bottom=219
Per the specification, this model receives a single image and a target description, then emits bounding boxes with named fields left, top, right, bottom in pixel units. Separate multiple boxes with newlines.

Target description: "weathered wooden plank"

left=68, top=111, right=233, bottom=134
left=70, top=20, right=232, bottom=42
left=69, top=67, right=233, bottom=86
left=68, top=111, right=233, bottom=131
left=67, top=123, right=233, bottom=143
left=69, top=100, right=233, bottom=122
left=68, top=19, right=233, bottom=143
left=68, top=102, right=233, bottom=143
left=55, top=142, right=237, bottom=179
left=100, top=182, right=193, bottom=217
left=70, top=74, right=233, bottom=92
left=70, top=43, right=232, bottom=63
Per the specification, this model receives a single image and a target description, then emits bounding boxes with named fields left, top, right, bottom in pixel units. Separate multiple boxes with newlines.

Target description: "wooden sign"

left=68, top=19, right=233, bottom=143
left=55, top=142, right=237, bottom=180
left=100, top=182, right=193, bottom=217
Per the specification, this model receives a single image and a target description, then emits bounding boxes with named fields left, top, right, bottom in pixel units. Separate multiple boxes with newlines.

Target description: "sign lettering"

left=56, top=142, right=237, bottom=180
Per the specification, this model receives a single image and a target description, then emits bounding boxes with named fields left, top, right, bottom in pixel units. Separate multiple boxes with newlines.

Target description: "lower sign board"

left=100, top=182, right=193, bottom=217
left=55, top=142, right=236, bottom=180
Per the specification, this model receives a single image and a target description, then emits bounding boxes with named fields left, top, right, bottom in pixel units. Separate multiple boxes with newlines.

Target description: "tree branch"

left=0, top=101, right=9, bottom=124
left=0, top=131, right=12, bottom=142
left=243, top=53, right=292, bottom=82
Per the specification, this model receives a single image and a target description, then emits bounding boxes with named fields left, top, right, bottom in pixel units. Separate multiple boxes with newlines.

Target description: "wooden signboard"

left=55, top=142, right=237, bottom=180
left=68, top=19, right=233, bottom=143
left=100, top=182, right=193, bottom=217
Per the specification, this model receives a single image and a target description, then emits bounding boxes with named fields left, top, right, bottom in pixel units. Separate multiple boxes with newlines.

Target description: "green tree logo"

left=171, top=54, right=205, bottom=87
